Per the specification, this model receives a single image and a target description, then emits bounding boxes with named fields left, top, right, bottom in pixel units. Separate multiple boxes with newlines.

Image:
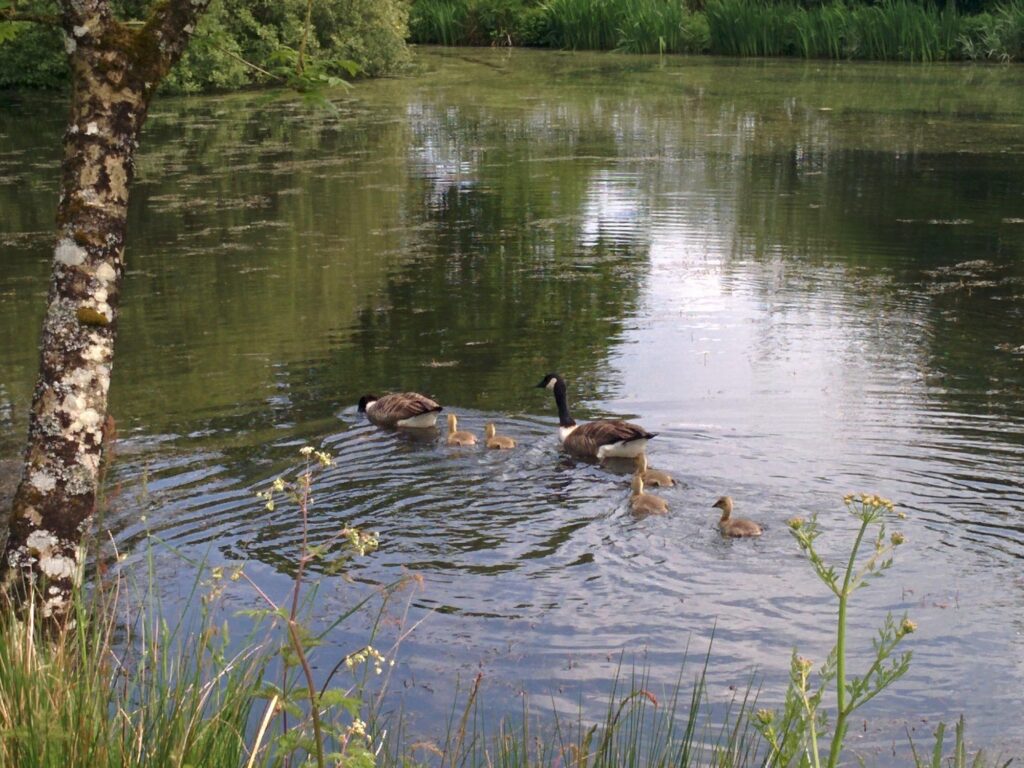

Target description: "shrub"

left=0, top=0, right=411, bottom=93
left=0, top=23, right=69, bottom=90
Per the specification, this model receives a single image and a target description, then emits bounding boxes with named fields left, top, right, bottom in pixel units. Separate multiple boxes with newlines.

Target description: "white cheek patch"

left=546, top=378, right=557, bottom=390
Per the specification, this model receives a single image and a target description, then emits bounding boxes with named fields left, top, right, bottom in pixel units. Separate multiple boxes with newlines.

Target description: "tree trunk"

left=1, top=0, right=210, bottom=623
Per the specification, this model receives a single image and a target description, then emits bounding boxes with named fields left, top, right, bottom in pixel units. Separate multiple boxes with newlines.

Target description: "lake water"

left=2, top=48, right=1024, bottom=761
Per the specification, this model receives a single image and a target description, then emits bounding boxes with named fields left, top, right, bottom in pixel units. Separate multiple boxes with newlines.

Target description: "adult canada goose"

left=446, top=413, right=477, bottom=446
left=713, top=496, right=763, bottom=537
left=630, top=472, right=668, bottom=516
left=357, top=392, right=442, bottom=428
left=536, top=373, right=656, bottom=460
left=635, top=454, right=674, bottom=487
left=484, top=422, right=516, bottom=449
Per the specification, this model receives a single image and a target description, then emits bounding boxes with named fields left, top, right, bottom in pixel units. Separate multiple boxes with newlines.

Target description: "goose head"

left=536, top=373, right=562, bottom=391
left=447, top=413, right=459, bottom=432
left=635, top=454, right=649, bottom=472
left=484, top=422, right=497, bottom=439
left=712, top=495, right=734, bottom=518
left=357, top=394, right=378, bottom=412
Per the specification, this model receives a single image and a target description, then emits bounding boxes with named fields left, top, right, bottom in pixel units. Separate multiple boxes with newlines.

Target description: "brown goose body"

left=714, top=496, right=763, bottom=537
left=484, top=422, right=516, bottom=449
left=358, top=392, right=442, bottom=428
left=635, top=454, right=674, bottom=487
left=630, top=473, right=668, bottom=516
left=537, top=374, right=656, bottom=460
left=446, top=413, right=478, bottom=446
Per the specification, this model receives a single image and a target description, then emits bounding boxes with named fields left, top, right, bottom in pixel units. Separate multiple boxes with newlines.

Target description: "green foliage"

left=755, top=494, right=914, bottom=768
left=615, top=0, right=711, bottom=53
left=545, top=0, right=622, bottom=49
left=0, top=445, right=398, bottom=768
left=703, top=0, right=1024, bottom=61
left=408, top=0, right=554, bottom=47
left=164, top=0, right=409, bottom=92
left=959, top=0, right=1024, bottom=60
left=0, top=0, right=409, bottom=93
left=407, top=0, right=1024, bottom=61
left=0, top=22, right=68, bottom=90
left=384, top=652, right=765, bottom=766
left=409, top=0, right=472, bottom=45
left=909, top=716, right=1013, bottom=768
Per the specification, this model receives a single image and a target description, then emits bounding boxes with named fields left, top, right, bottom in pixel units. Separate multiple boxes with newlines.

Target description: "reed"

left=615, top=0, right=710, bottom=54
left=545, top=0, right=623, bottom=50
left=0, top=563, right=260, bottom=767
left=959, top=0, right=1024, bottom=61
left=0, top=445, right=397, bottom=768
left=409, top=0, right=472, bottom=46
left=384, top=649, right=766, bottom=767
left=409, top=0, right=1024, bottom=61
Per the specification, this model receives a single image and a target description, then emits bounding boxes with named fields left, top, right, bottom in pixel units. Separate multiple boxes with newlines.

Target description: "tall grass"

left=409, top=0, right=1024, bottom=62
left=0, top=445, right=399, bottom=768
left=545, top=0, right=623, bottom=50
left=0, top=573, right=260, bottom=766
left=960, top=0, right=1024, bottom=60
left=409, top=0, right=472, bottom=45
left=384, top=651, right=765, bottom=767
left=615, top=0, right=711, bottom=54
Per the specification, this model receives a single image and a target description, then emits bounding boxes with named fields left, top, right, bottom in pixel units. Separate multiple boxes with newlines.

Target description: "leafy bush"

left=0, top=0, right=410, bottom=93
left=0, top=23, right=68, bottom=90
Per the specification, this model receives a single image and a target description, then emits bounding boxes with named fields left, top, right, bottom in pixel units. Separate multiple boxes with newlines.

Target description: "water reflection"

left=2, top=49, right=1024, bottom=758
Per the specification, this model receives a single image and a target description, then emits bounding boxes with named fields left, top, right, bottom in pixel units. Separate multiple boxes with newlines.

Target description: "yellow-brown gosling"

left=635, top=453, right=674, bottom=487
left=484, top=422, right=516, bottom=449
left=630, top=472, right=668, bottom=516
left=446, top=413, right=477, bottom=446
left=713, top=496, right=763, bottom=537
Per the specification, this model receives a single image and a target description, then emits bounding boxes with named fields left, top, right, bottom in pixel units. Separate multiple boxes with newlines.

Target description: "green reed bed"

left=409, top=0, right=474, bottom=45
left=704, top=0, right=952, bottom=61
left=613, top=0, right=710, bottom=54
left=409, top=0, right=1024, bottom=61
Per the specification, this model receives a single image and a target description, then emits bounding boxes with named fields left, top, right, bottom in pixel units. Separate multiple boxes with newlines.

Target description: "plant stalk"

left=828, top=518, right=869, bottom=768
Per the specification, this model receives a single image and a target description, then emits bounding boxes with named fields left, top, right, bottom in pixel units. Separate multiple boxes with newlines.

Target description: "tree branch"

left=0, top=9, right=61, bottom=25
left=139, top=0, right=212, bottom=75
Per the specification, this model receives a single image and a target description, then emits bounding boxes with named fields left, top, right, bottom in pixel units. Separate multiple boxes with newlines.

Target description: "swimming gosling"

left=484, top=422, right=516, bottom=449
left=446, top=413, right=477, bottom=446
left=714, top=496, right=762, bottom=537
left=635, top=454, right=674, bottom=487
left=630, top=473, right=668, bottom=516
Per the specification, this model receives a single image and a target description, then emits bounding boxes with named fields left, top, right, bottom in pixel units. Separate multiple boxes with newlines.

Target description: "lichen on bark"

left=1, top=0, right=212, bottom=624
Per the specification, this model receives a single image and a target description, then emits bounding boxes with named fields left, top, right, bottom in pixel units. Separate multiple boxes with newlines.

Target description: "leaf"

left=0, top=22, right=23, bottom=46
left=332, top=58, right=361, bottom=77
left=319, top=688, right=361, bottom=716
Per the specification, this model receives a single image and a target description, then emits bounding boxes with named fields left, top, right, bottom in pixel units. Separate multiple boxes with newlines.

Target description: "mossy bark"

left=1, top=0, right=210, bottom=623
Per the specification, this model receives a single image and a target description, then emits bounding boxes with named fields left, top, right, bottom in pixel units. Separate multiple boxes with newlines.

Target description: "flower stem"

left=828, top=518, right=869, bottom=768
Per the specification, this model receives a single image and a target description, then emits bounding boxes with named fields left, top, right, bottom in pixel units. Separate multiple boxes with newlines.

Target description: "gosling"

left=713, top=496, right=762, bottom=537
left=446, top=413, right=477, bottom=446
left=484, top=422, right=516, bottom=449
left=630, top=472, right=668, bottom=516
left=635, top=454, right=674, bottom=487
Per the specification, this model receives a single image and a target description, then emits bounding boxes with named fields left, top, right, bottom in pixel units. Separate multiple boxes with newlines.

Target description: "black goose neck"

left=553, top=380, right=575, bottom=427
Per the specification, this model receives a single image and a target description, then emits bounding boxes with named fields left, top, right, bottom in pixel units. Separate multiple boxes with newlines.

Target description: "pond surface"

left=3, top=48, right=1024, bottom=760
